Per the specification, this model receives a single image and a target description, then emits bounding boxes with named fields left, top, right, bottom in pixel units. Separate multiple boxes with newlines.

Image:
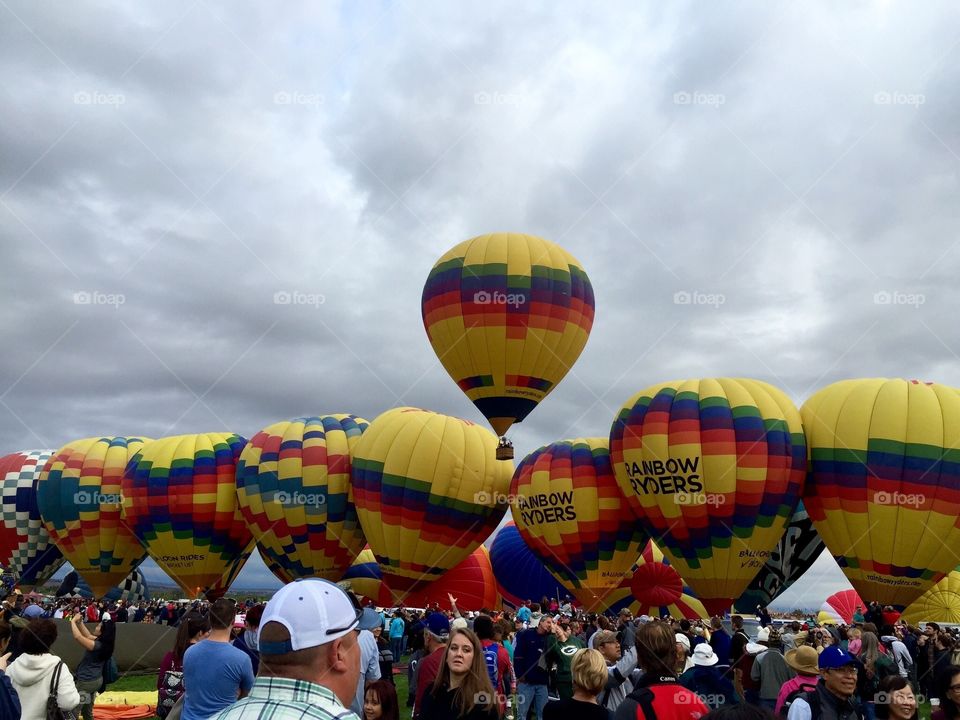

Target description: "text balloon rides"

left=490, top=522, right=573, bottom=609
left=902, top=570, right=960, bottom=624
left=801, top=379, right=960, bottom=608
left=510, top=438, right=648, bottom=611
left=122, top=433, right=255, bottom=599
left=352, top=407, right=512, bottom=599
left=421, top=232, right=595, bottom=458
left=38, top=437, right=151, bottom=598
left=610, top=378, right=806, bottom=617
left=236, top=415, right=369, bottom=582
left=607, top=542, right=708, bottom=620
left=0, top=449, right=65, bottom=586
left=735, top=501, right=825, bottom=612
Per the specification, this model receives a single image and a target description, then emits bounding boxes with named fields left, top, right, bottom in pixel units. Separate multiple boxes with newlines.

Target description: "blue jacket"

left=513, top=627, right=553, bottom=685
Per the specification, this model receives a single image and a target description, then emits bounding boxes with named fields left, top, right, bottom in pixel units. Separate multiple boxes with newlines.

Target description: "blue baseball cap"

left=425, top=612, right=450, bottom=639
left=818, top=646, right=857, bottom=669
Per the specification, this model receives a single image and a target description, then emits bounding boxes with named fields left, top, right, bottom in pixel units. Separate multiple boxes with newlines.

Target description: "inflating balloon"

left=257, top=544, right=294, bottom=584
left=56, top=568, right=150, bottom=604
left=735, top=501, right=825, bottom=612
left=490, top=522, right=573, bottom=609
left=237, top=415, right=369, bottom=582
left=610, top=378, right=806, bottom=617
left=422, top=232, right=595, bottom=458
left=0, top=450, right=65, bottom=586
left=341, top=547, right=390, bottom=606
left=818, top=588, right=864, bottom=625
left=902, top=570, right=960, bottom=624
left=122, top=433, right=254, bottom=599
left=38, top=437, right=151, bottom=598
left=802, top=379, right=960, bottom=608
left=352, top=408, right=512, bottom=598
left=511, top=438, right=648, bottom=611
left=607, top=543, right=708, bottom=620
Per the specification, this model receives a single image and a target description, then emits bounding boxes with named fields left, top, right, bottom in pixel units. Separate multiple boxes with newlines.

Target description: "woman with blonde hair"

left=419, top=627, right=499, bottom=720
left=545, top=648, right=610, bottom=719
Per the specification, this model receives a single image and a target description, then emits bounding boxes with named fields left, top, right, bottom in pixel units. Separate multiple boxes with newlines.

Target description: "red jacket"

left=614, top=675, right=708, bottom=720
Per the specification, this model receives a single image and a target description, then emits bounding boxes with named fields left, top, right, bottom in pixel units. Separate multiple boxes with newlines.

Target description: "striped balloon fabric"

left=610, top=378, right=805, bottom=617
left=510, top=438, right=648, bottom=612
left=802, top=378, right=960, bottom=608
left=421, top=233, right=595, bottom=439
left=606, top=542, right=708, bottom=620
left=352, top=408, right=512, bottom=599
left=122, top=433, right=254, bottom=599
left=902, top=570, right=960, bottom=624
left=237, top=415, right=370, bottom=583
left=38, top=437, right=151, bottom=598
left=0, top=449, right=65, bottom=586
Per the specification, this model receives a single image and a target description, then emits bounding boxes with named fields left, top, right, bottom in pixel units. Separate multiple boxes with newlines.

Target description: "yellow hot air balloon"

left=610, top=378, right=806, bottom=617
left=902, top=569, right=960, bottom=624
left=421, top=233, right=595, bottom=458
left=37, top=437, right=151, bottom=598
left=802, top=378, right=960, bottom=608
left=351, top=407, right=512, bottom=599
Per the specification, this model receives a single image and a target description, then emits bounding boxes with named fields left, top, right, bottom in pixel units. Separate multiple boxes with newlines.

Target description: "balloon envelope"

left=606, top=542, right=708, bottom=620
left=819, top=588, right=864, bottom=625
left=0, top=450, right=65, bottom=586
left=735, top=501, right=825, bottom=612
left=56, top=568, right=150, bottom=604
left=610, top=378, right=806, bottom=617
left=122, top=433, right=254, bottom=599
left=490, top=522, right=573, bottom=609
left=352, top=408, right=512, bottom=598
left=237, top=415, right=369, bottom=582
left=902, top=570, right=960, bottom=624
left=421, top=232, right=595, bottom=438
left=801, top=379, right=960, bottom=608
left=38, top=437, right=151, bottom=598
left=511, top=438, right=648, bottom=611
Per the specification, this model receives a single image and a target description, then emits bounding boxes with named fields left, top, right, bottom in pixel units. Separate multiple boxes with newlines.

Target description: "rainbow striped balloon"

left=606, top=542, right=708, bottom=619
left=122, top=433, right=254, bottom=599
left=610, top=378, right=805, bottom=617
left=38, top=437, right=151, bottom=598
left=802, top=378, right=960, bottom=608
left=0, top=449, right=65, bottom=586
left=510, top=438, right=648, bottom=611
left=422, top=233, right=595, bottom=440
left=237, top=415, right=369, bottom=583
left=352, top=408, right=512, bottom=598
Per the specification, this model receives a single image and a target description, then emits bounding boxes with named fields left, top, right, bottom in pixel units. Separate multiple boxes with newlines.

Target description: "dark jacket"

left=419, top=685, right=500, bottom=720
left=790, top=682, right=865, bottom=720
left=514, top=627, right=554, bottom=686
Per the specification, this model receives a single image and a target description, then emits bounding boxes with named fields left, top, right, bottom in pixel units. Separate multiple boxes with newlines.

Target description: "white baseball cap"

left=259, top=579, right=362, bottom=655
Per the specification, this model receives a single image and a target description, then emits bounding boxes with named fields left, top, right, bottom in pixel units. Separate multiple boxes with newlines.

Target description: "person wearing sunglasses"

left=212, top=579, right=365, bottom=720
left=787, top=646, right=865, bottom=720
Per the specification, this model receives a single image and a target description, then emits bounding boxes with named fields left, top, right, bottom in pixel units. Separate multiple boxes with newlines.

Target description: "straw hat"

left=785, top=645, right=820, bottom=676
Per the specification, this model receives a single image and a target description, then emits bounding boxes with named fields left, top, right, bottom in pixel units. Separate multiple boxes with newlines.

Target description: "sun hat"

left=692, top=643, right=719, bottom=666
left=258, top=578, right=362, bottom=654
left=785, top=646, right=820, bottom=675
left=675, top=633, right=691, bottom=653
left=358, top=607, right=382, bottom=631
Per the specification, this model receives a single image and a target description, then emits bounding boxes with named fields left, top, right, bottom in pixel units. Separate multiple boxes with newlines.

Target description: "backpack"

left=157, top=669, right=185, bottom=719
left=780, top=683, right=819, bottom=718
left=46, top=662, right=77, bottom=720
left=482, top=641, right=499, bottom=687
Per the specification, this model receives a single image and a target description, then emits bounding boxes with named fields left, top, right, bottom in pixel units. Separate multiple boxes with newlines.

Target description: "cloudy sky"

left=3, top=1, right=959, bottom=609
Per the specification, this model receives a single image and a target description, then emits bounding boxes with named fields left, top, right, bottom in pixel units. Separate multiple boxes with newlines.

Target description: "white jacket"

left=7, top=652, right=81, bottom=720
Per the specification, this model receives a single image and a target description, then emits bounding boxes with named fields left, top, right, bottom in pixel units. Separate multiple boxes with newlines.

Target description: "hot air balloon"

left=56, top=568, right=150, bottom=604
left=421, top=232, right=595, bottom=459
left=801, top=379, right=960, bottom=608
left=121, top=433, right=254, bottom=599
left=610, top=378, right=806, bottom=617
left=902, top=570, right=960, bottom=624
left=510, top=438, right=648, bottom=611
left=490, top=522, right=573, bottom=609
left=257, top=544, right=294, bottom=584
left=342, top=545, right=499, bottom=610
left=735, top=501, right=825, bottom=612
left=606, top=542, right=708, bottom=620
left=352, top=408, right=512, bottom=599
left=818, top=588, right=864, bottom=625
left=38, top=437, right=151, bottom=598
left=0, top=450, right=65, bottom=587
left=236, top=415, right=369, bottom=583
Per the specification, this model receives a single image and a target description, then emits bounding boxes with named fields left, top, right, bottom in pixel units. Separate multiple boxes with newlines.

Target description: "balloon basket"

left=496, top=439, right=514, bottom=460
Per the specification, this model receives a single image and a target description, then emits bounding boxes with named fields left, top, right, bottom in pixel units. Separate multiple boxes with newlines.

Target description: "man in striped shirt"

left=213, top=579, right=364, bottom=720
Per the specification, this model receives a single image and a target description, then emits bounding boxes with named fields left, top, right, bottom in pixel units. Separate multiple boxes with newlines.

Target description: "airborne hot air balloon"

left=801, top=379, right=960, bottom=609
left=735, top=501, right=825, bottom=612
left=510, top=438, right=648, bottom=612
left=38, top=437, right=151, bottom=598
left=421, top=233, right=595, bottom=459
left=610, top=378, right=806, bottom=617
left=352, top=408, right=512, bottom=599
left=490, top=522, right=573, bottom=609
left=121, top=433, right=255, bottom=599
left=236, top=415, right=369, bottom=582
left=606, top=542, right=708, bottom=620
left=902, top=570, right=960, bottom=624
left=0, top=450, right=65, bottom=587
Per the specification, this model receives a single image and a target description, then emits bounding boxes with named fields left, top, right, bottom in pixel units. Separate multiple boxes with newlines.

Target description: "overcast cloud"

left=3, top=1, right=959, bottom=605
